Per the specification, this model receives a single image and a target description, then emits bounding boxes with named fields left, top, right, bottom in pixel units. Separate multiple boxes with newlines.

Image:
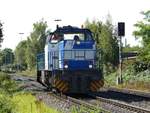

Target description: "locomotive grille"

left=70, top=76, right=90, bottom=93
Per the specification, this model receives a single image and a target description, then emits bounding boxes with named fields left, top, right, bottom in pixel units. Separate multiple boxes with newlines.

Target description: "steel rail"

left=95, top=96, right=150, bottom=113
left=107, top=87, right=150, bottom=98
left=48, top=93, right=108, bottom=113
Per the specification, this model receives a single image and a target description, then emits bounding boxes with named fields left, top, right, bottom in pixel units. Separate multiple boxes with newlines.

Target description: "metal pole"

left=19, top=33, right=24, bottom=41
left=117, top=36, right=123, bottom=84
left=117, top=22, right=125, bottom=84
left=54, top=19, right=62, bottom=28
left=18, top=33, right=24, bottom=71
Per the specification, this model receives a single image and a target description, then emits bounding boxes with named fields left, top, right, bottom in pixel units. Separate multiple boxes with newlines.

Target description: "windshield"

left=64, top=33, right=84, bottom=40
left=47, top=32, right=93, bottom=44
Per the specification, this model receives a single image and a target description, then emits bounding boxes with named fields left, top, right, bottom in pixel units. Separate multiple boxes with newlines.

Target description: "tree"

left=26, top=20, right=47, bottom=70
left=133, top=10, right=150, bottom=46
left=84, top=17, right=119, bottom=71
left=100, top=18, right=119, bottom=66
left=0, top=50, right=3, bottom=66
left=15, top=40, right=27, bottom=69
left=133, top=10, right=150, bottom=64
left=1, top=48, right=14, bottom=65
left=84, top=19, right=102, bottom=45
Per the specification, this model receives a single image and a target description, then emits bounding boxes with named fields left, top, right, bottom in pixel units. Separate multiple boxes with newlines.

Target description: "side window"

left=50, top=34, right=58, bottom=43
left=50, top=34, right=63, bottom=43
left=46, top=35, right=51, bottom=45
left=78, top=34, right=85, bottom=41
left=86, top=33, right=93, bottom=41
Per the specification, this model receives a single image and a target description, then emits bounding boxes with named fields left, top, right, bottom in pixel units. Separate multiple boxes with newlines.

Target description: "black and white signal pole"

left=0, top=22, right=3, bottom=47
left=117, top=22, right=125, bottom=84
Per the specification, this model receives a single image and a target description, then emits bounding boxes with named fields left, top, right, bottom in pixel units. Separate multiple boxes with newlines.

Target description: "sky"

left=0, top=0, right=150, bottom=50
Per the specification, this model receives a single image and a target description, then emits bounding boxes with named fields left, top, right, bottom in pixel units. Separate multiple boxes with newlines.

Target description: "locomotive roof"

left=53, top=25, right=92, bottom=34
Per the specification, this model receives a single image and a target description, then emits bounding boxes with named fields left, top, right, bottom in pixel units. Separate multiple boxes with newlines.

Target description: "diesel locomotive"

left=37, top=25, right=104, bottom=93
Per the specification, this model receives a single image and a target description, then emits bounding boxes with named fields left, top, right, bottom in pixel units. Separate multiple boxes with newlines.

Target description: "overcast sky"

left=0, top=0, right=150, bottom=50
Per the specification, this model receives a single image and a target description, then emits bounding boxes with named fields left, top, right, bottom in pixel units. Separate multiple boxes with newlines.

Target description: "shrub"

left=0, top=72, right=18, bottom=113
left=133, top=61, right=150, bottom=72
left=0, top=72, right=17, bottom=94
left=0, top=92, right=17, bottom=113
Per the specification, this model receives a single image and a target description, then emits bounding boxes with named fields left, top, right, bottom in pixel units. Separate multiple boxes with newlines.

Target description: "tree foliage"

left=26, top=20, right=47, bottom=70
left=14, top=20, right=48, bottom=70
left=133, top=10, right=150, bottom=46
left=15, top=40, right=27, bottom=69
left=123, top=45, right=141, bottom=52
left=84, top=16, right=119, bottom=70
left=133, top=10, right=150, bottom=64
left=0, top=48, right=14, bottom=66
left=0, top=72, right=17, bottom=113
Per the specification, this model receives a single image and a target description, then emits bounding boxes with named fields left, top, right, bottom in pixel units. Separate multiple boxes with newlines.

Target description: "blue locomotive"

left=37, top=25, right=104, bottom=93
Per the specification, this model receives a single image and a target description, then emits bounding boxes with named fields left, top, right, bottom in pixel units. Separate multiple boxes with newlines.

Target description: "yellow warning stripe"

left=90, top=83, right=98, bottom=91
left=101, top=80, right=104, bottom=85
left=55, top=80, right=62, bottom=86
left=98, top=80, right=104, bottom=87
left=61, top=83, right=69, bottom=92
left=94, top=81, right=101, bottom=88
left=91, top=82, right=97, bottom=89
left=63, top=83, right=69, bottom=92
left=59, top=83, right=66, bottom=91
left=90, top=86, right=97, bottom=91
left=98, top=80, right=102, bottom=86
left=90, top=80, right=104, bottom=91
left=56, top=82, right=64, bottom=89
left=54, top=79, right=69, bottom=93
left=63, top=86, right=69, bottom=92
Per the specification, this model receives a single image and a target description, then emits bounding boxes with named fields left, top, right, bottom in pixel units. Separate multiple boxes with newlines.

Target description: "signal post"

left=117, top=22, right=125, bottom=84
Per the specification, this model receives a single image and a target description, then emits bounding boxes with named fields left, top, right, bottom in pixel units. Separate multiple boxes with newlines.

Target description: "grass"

left=0, top=72, right=17, bottom=113
left=0, top=92, right=17, bottom=113
left=104, top=68, right=150, bottom=92
left=13, top=93, right=60, bottom=113
left=0, top=72, right=60, bottom=113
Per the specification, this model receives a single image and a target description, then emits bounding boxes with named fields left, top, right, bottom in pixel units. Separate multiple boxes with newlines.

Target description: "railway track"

left=48, top=93, right=108, bottom=113
left=95, top=87, right=150, bottom=110
left=92, top=95, right=150, bottom=113
left=50, top=91, right=150, bottom=113
left=107, top=87, right=150, bottom=98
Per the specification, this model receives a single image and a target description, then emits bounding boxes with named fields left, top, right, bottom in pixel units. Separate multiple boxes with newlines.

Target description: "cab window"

left=64, top=33, right=85, bottom=40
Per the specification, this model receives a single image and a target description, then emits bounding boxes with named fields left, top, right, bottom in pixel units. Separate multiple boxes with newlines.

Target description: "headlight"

left=64, top=65, right=68, bottom=69
left=76, top=41, right=80, bottom=45
left=89, top=65, right=92, bottom=68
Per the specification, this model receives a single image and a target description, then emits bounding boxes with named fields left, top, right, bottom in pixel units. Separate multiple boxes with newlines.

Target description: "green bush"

left=133, top=61, right=150, bottom=72
left=0, top=72, right=18, bottom=113
left=0, top=72, right=17, bottom=94
left=0, top=92, right=17, bottom=113
left=105, top=64, right=150, bottom=90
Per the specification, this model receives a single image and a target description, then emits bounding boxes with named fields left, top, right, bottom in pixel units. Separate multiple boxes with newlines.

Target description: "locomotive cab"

left=37, top=25, right=104, bottom=93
